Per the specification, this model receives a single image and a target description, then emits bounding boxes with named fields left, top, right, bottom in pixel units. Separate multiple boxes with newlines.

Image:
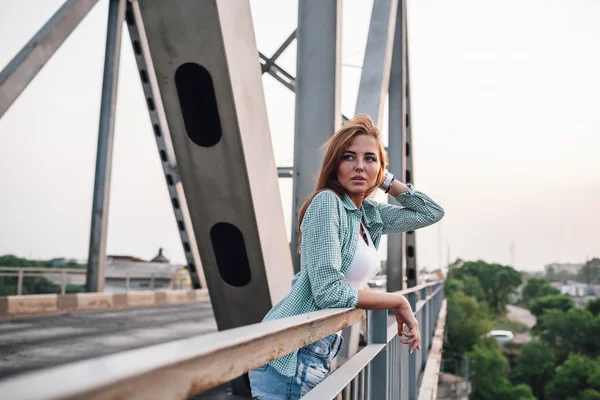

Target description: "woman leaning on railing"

left=248, top=115, right=444, bottom=400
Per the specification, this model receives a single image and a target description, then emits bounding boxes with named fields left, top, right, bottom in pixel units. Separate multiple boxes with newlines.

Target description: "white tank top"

left=337, top=222, right=380, bottom=337
left=343, top=221, right=381, bottom=289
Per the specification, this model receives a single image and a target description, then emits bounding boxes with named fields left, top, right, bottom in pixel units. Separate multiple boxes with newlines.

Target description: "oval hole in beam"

left=210, top=223, right=251, bottom=287
left=175, top=63, right=222, bottom=147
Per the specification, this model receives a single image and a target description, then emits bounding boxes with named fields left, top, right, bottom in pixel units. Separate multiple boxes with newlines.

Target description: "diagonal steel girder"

left=136, top=0, right=294, bottom=334
left=0, top=0, right=101, bottom=118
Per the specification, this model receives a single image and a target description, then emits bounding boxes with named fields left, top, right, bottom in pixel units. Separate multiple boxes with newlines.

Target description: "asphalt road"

left=505, top=304, right=537, bottom=343
left=0, top=302, right=217, bottom=379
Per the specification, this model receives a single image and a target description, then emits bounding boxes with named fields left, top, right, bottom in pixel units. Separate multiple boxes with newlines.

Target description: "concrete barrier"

left=0, top=289, right=210, bottom=319
left=418, top=299, right=448, bottom=400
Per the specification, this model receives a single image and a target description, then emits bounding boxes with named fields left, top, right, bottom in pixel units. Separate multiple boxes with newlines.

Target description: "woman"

left=249, top=115, right=444, bottom=399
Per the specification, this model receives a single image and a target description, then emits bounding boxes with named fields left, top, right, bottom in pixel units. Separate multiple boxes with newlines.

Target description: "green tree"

left=529, top=295, right=574, bottom=317
left=512, top=340, right=556, bottom=400
left=534, top=308, right=600, bottom=363
left=508, top=384, right=537, bottom=400
left=582, top=389, right=600, bottom=400
left=467, top=343, right=535, bottom=400
left=445, top=290, right=493, bottom=355
left=521, top=277, right=560, bottom=305
left=462, top=275, right=486, bottom=303
left=587, top=297, right=600, bottom=317
left=577, top=258, right=600, bottom=285
left=445, top=278, right=464, bottom=298
left=545, top=354, right=600, bottom=400
left=448, top=260, right=522, bottom=314
left=0, top=254, right=45, bottom=267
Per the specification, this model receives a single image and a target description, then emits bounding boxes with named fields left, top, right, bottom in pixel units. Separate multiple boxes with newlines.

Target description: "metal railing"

left=303, top=282, right=445, bottom=400
left=0, top=267, right=190, bottom=296
left=0, top=282, right=444, bottom=400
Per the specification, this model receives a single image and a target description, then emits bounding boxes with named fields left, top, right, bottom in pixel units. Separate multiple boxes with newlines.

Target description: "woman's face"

left=337, top=134, right=381, bottom=199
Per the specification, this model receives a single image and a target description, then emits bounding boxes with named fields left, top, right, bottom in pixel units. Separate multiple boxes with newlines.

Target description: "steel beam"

left=137, top=0, right=294, bottom=330
left=290, top=0, right=342, bottom=273
left=261, top=30, right=296, bottom=74
left=0, top=0, right=101, bottom=118
left=401, top=0, right=418, bottom=288
left=387, top=0, right=407, bottom=293
left=86, top=0, right=125, bottom=293
left=259, top=52, right=296, bottom=91
left=405, top=45, right=418, bottom=288
left=124, top=0, right=206, bottom=289
left=258, top=52, right=350, bottom=123
left=354, top=0, right=398, bottom=126
left=342, top=0, right=398, bottom=362
left=277, top=166, right=293, bottom=178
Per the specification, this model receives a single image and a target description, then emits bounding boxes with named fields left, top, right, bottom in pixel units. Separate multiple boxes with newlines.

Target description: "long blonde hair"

left=296, top=114, right=387, bottom=252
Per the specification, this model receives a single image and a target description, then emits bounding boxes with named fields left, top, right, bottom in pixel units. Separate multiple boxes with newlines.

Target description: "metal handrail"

left=0, top=281, right=443, bottom=399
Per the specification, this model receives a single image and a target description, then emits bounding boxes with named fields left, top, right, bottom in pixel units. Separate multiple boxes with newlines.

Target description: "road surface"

left=506, top=304, right=537, bottom=343
left=0, top=302, right=217, bottom=379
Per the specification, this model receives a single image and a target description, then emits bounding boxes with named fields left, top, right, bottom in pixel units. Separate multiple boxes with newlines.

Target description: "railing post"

left=125, top=273, right=130, bottom=291
left=407, top=291, right=417, bottom=400
left=61, top=270, right=67, bottom=295
left=428, top=286, right=434, bottom=349
left=17, top=270, right=23, bottom=296
left=369, top=309, right=389, bottom=400
left=420, top=288, right=429, bottom=367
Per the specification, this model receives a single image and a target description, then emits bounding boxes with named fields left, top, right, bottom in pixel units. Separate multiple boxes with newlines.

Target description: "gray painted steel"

left=354, top=0, right=398, bottom=126
left=123, top=1, right=206, bottom=289
left=0, top=0, right=101, bottom=118
left=342, top=0, right=398, bottom=363
left=290, top=0, right=342, bottom=272
left=277, top=166, right=293, bottom=178
left=387, top=0, right=406, bottom=293
left=261, top=30, right=297, bottom=73
left=369, top=310, right=390, bottom=400
left=407, top=292, right=417, bottom=399
left=259, top=52, right=296, bottom=91
left=404, top=24, right=418, bottom=288
left=137, top=0, right=294, bottom=330
left=86, top=0, right=125, bottom=293
left=303, top=283, right=445, bottom=400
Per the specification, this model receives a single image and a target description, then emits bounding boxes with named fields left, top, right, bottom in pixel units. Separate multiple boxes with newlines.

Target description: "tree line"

left=0, top=254, right=85, bottom=296
left=446, top=259, right=600, bottom=400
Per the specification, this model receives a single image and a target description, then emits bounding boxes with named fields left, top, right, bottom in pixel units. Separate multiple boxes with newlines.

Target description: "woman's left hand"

left=396, top=313, right=421, bottom=353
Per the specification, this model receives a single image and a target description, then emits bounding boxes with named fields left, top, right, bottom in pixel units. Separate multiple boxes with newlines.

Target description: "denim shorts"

left=249, top=333, right=343, bottom=400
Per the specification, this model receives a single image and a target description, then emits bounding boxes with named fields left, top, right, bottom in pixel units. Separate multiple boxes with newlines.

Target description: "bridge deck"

left=0, top=303, right=217, bottom=379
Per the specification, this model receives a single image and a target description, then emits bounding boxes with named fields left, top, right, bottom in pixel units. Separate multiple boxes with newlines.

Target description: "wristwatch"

left=380, top=171, right=395, bottom=193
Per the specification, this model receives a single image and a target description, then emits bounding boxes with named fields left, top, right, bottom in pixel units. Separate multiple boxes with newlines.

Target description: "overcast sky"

left=0, top=0, right=599, bottom=272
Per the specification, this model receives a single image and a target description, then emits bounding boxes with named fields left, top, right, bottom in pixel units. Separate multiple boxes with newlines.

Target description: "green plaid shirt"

left=264, top=184, right=444, bottom=376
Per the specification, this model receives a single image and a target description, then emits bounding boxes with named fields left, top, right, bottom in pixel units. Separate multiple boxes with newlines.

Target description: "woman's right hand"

left=396, top=311, right=421, bottom=353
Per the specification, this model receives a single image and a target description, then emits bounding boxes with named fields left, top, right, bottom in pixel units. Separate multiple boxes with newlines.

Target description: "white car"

left=487, top=330, right=515, bottom=343
left=367, top=275, right=387, bottom=288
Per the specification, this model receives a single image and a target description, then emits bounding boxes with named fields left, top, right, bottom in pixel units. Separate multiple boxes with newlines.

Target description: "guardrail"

left=0, top=289, right=210, bottom=318
left=0, top=282, right=445, bottom=400
left=0, top=266, right=189, bottom=296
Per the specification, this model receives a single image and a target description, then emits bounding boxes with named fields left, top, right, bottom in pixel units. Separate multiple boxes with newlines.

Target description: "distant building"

left=103, top=248, right=191, bottom=292
left=544, top=262, right=584, bottom=282
left=544, top=262, right=583, bottom=275
left=45, top=258, right=67, bottom=268
left=150, top=248, right=169, bottom=263
left=554, top=282, right=599, bottom=297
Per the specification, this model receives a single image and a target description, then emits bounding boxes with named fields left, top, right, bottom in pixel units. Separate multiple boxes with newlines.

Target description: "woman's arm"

left=302, top=191, right=360, bottom=309
left=356, top=289, right=421, bottom=352
left=378, top=179, right=444, bottom=235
